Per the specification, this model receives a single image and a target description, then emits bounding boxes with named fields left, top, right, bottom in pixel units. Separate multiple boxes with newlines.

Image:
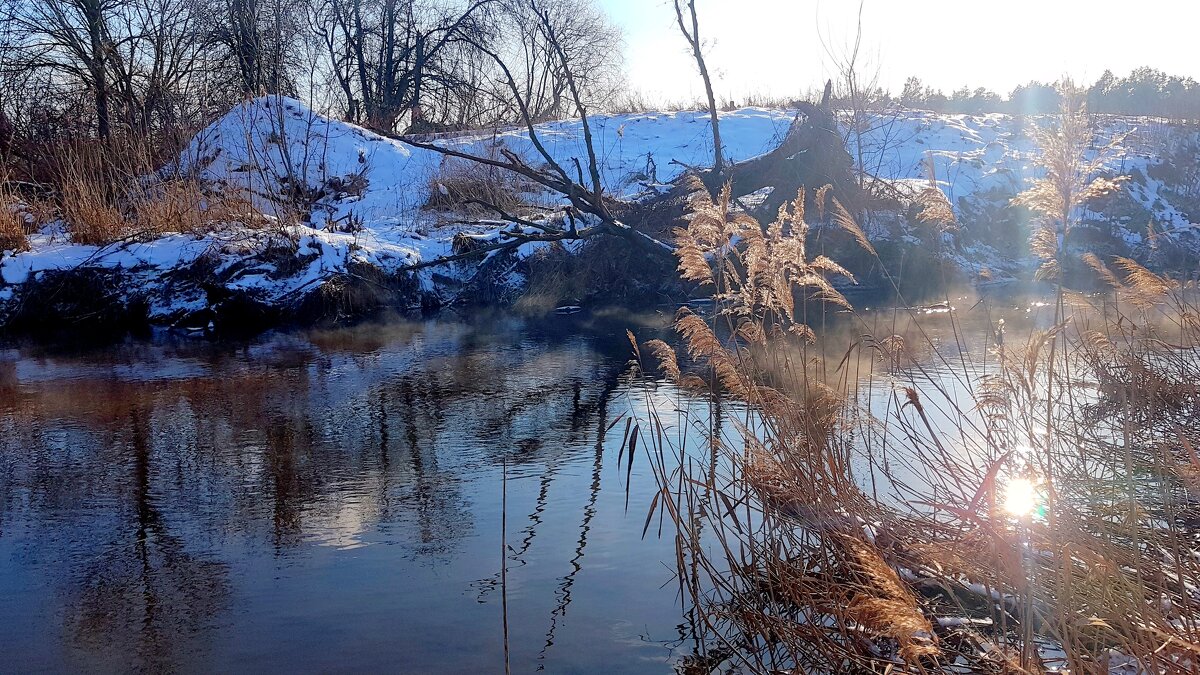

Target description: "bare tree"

left=823, top=0, right=875, bottom=189
left=395, top=0, right=669, bottom=269
left=820, top=0, right=914, bottom=209
left=673, top=0, right=722, bottom=174
left=107, top=0, right=209, bottom=132
left=312, top=0, right=496, bottom=132
left=0, top=0, right=131, bottom=138
left=206, top=0, right=304, bottom=95
left=0, top=0, right=217, bottom=141
left=502, top=0, right=621, bottom=123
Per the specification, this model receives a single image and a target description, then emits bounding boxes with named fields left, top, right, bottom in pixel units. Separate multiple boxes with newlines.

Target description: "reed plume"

left=634, top=118, right=1200, bottom=672
left=1013, top=86, right=1127, bottom=282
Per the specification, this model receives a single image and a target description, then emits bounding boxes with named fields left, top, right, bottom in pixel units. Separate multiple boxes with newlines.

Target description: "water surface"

left=1, top=311, right=711, bottom=673
left=0, top=293, right=1051, bottom=673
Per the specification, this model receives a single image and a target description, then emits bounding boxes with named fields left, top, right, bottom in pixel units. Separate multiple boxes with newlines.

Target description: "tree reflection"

left=0, top=313, right=662, bottom=670
left=264, top=416, right=316, bottom=549
left=65, top=404, right=231, bottom=671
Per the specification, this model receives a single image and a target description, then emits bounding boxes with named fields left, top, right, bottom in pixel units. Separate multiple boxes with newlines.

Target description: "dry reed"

left=629, top=89, right=1200, bottom=673
left=36, top=140, right=259, bottom=246
left=0, top=184, right=32, bottom=253
left=425, top=154, right=535, bottom=214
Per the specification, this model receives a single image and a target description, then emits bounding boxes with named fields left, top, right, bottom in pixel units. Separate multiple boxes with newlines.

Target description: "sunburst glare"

left=1003, top=477, right=1038, bottom=518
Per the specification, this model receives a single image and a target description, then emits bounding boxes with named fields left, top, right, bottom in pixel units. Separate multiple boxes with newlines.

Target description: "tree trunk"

left=83, top=0, right=111, bottom=138
left=690, top=6, right=722, bottom=174
left=94, top=70, right=111, bottom=139
left=675, top=0, right=722, bottom=174
left=698, top=102, right=860, bottom=220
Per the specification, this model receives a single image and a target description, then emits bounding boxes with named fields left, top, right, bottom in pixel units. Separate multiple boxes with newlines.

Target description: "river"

left=0, top=294, right=1048, bottom=673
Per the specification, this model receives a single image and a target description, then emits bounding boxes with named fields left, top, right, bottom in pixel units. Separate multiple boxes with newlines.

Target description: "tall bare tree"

left=1, top=0, right=218, bottom=141
left=673, top=0, right=722, bottom=174
left=207, top=0, right=303, bottom=95
left=0, top=0, right=130, bottom=138
left=502, top=0, right=621, bottom=123
left=108, top=0, right=208, bottom=131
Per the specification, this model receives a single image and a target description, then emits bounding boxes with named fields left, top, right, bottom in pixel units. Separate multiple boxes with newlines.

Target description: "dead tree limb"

left=387, top=0, right=676, bottom=275
left=673, top=0, right=724, bottom=176
left=397, top=223, right=603, bottom=272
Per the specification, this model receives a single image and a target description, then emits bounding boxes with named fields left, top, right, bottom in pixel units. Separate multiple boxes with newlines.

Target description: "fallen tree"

left=0, top=0, right=867, bottom=338
left=384, top=0, right=861, bottom=283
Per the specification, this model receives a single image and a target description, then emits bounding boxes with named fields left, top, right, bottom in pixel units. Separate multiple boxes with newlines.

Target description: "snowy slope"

left=1, top=97, right=1196, bottom=327
left=847, top=110, right=1197, bottom=241
left=174, top=96, right=798, bottom=225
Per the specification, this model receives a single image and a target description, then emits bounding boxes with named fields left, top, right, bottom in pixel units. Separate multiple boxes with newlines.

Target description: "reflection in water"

left=0, top=311, right=698, bottom=673
left=68, top=404, right=231, bottom=672
left=0, top=293, right=1046, bottom=672
left=539, top=410, right=606, bottom=669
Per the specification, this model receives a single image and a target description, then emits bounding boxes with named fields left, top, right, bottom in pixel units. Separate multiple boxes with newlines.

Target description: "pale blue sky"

left=597, top=0, right=1200, bottom=102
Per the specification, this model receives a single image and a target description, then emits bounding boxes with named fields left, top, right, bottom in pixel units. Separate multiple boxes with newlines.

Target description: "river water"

left=0, top=297, right=1046, bottom=673
left=0, top=310, right=716, bottom=673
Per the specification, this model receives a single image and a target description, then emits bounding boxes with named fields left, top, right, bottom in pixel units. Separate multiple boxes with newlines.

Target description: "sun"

left=1003, top=477, right=1038, bottom=518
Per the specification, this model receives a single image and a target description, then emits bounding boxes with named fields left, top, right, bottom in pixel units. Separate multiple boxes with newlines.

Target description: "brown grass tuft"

left=914, top=185, right=957, bottom=234
left=59, top=176, right=130, bottom=245
left=643, top=339, right=682, bottom=381
left=131, top=179, right=255, bottom=237
left=1081, top=252, right=1122, bottom=289
left=0, top=183, right=32, bottom=253
left=828, top=194, right=876, bottom=257
left=1114, top=256, right=1175, bottom=299
left=425, top=155, right=534, bottom=214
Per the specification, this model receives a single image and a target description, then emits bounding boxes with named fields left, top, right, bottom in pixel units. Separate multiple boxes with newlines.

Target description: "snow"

left=1, top=96, right=1196, bottom=324
left=848, top=109, right=1198, bottom=235
left=174, top=96, right=798, bottom=231
left=1, top=231, right=215, bottom=285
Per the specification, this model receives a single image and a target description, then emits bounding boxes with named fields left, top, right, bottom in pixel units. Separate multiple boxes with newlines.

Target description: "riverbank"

left=2, top=97, right=1196, bottom=338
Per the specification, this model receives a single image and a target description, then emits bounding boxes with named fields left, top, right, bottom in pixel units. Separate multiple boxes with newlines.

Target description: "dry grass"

left=1013, top=86, right=1127, bottom=283
left=57, top=161, right=129, bottom=245
left=425, top=155, right=535, bottom=215
left=0, top=209, right=30, bottom=253
left=32, top=140, right=260, bottom=246
left=0, top=187, right=32, bottom=253
left=629, top=91, right=1200, bottom=673
left=132, top=179, right=256, bottom=236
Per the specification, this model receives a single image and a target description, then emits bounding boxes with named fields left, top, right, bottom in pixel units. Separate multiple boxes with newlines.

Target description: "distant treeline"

left=895, top=68, right=1200, bottom=119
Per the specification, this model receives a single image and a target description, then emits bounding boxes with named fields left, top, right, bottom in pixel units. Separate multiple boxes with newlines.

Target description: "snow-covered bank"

left=1, top=97, right=1196, bottom=334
